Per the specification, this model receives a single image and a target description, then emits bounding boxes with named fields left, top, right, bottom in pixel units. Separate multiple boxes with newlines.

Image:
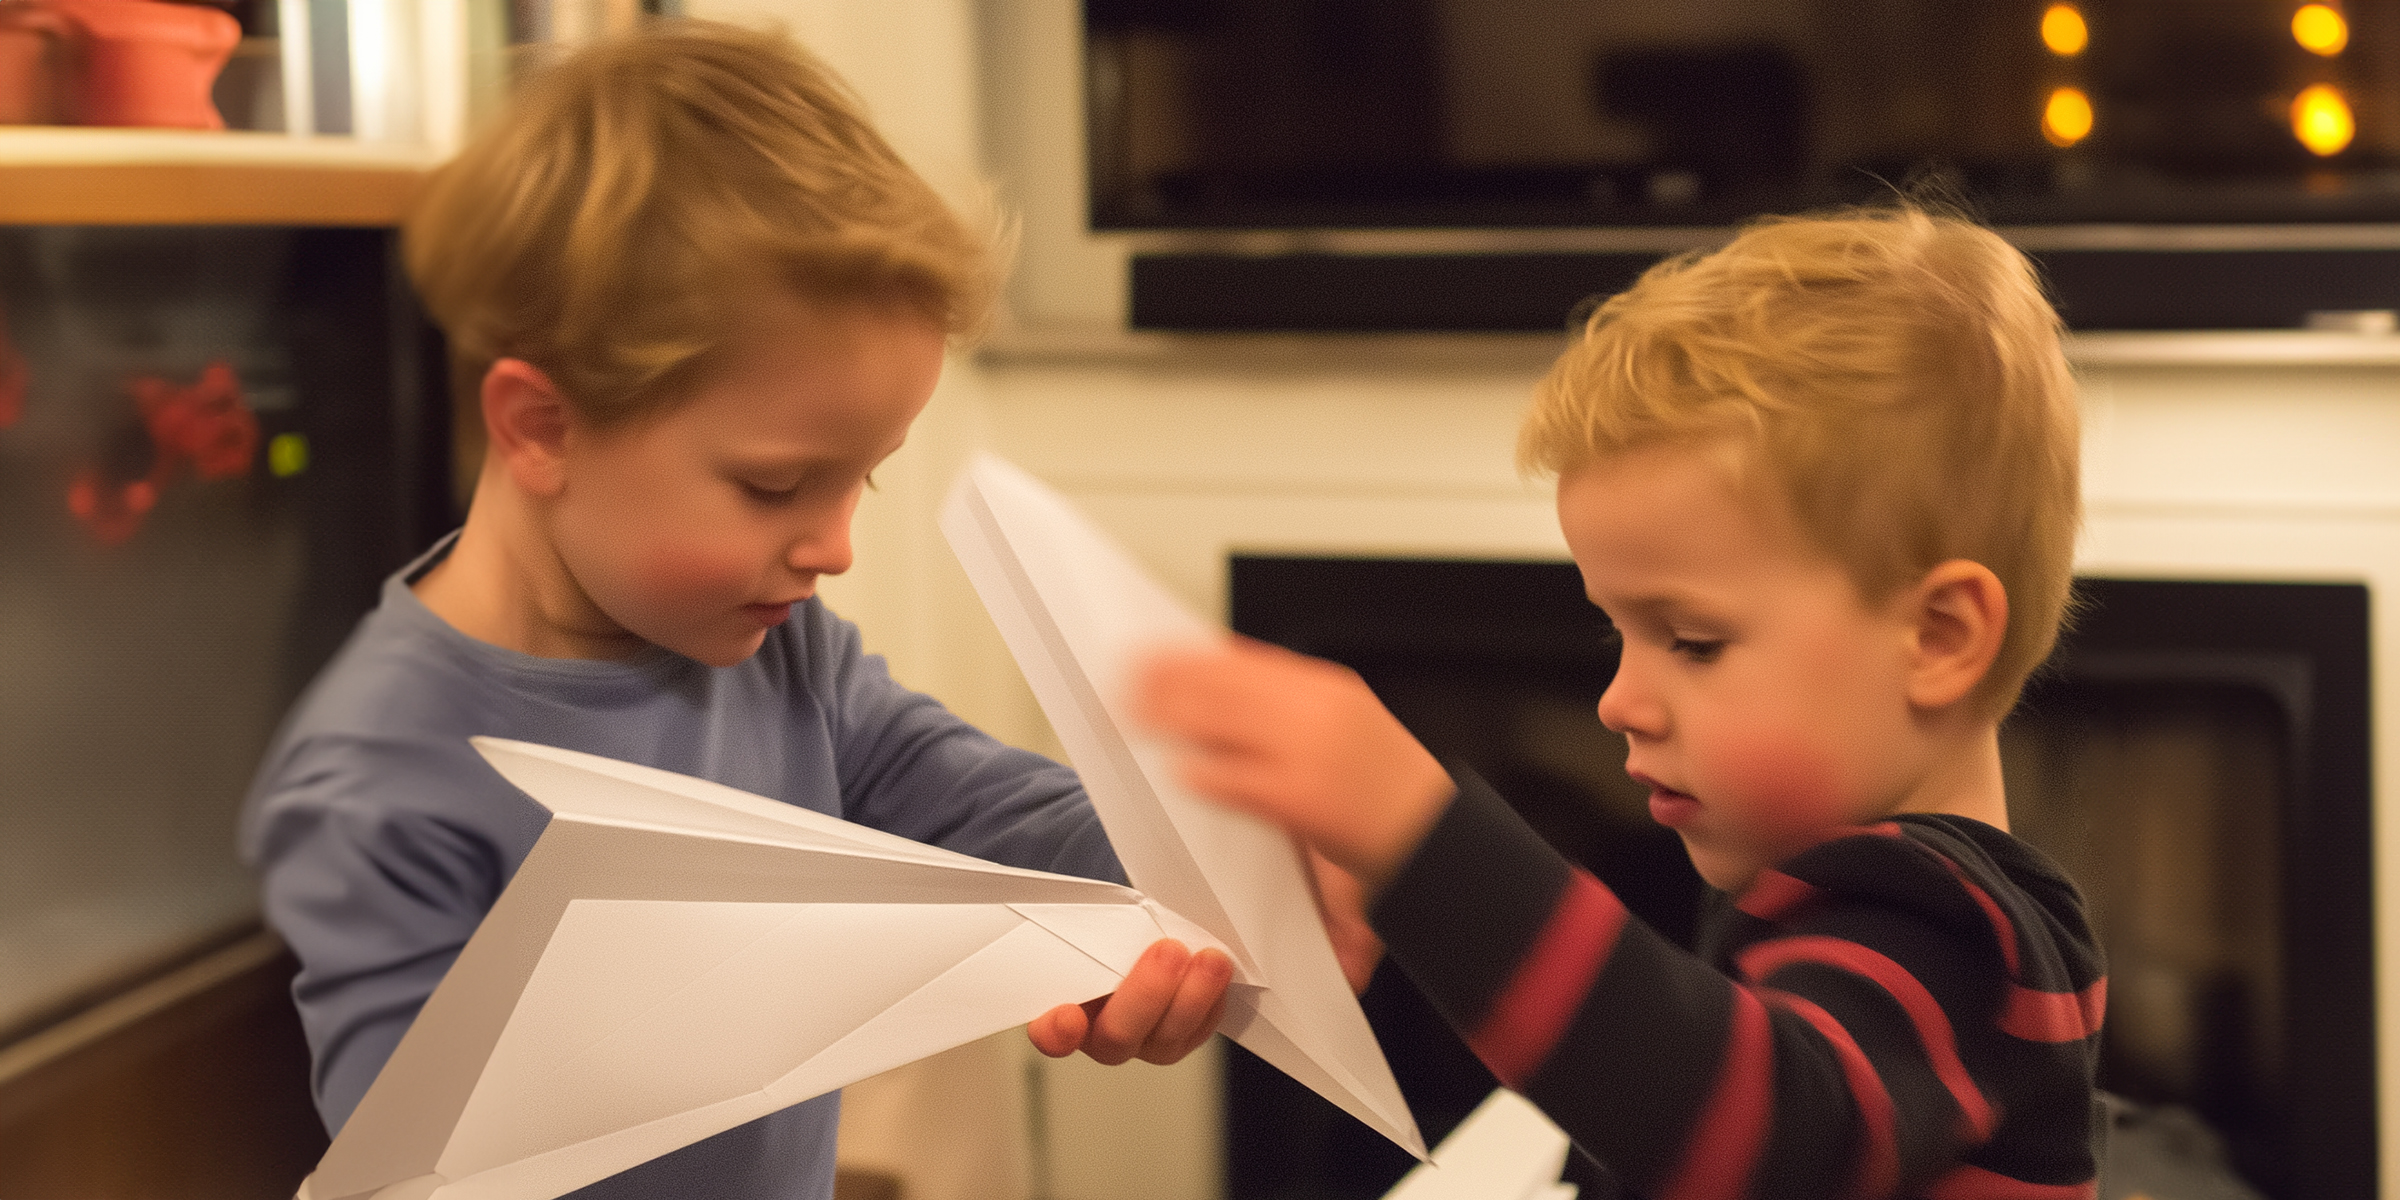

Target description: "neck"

left=1894, top=721, right=2011, bottom=832
left=411, top=467, right=645, bottom=660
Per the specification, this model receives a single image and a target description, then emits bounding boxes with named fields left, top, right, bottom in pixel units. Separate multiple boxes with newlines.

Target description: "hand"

left=1307, top=846, right=1383, bottom=995
left=1134, top=638, right=1454, bottom=894
left=1027, top=938, right=1233, bottom=1065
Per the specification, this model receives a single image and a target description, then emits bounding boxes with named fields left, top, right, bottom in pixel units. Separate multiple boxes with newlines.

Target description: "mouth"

left=1630, top=769, right=1701, bottom=829
left=742, top=600, right=803, bottom=626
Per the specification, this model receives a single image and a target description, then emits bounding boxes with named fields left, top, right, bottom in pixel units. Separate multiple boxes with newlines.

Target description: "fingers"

left=1066, top=940, right=1237, bottom=1067
left=1170, top=751, right=1291, bottom=823
left=1133, top=646, right=1256, bottom=745
left=1137, top=948, right=1234, bottom=1065
left=1135, top=641, right=1327, bottom=749
left=1138, top=637, right=1454, bottom=889
left=1027, top=1000, right=1089, bottom=1058
left=1080, top=939, right=1191, bottom=1066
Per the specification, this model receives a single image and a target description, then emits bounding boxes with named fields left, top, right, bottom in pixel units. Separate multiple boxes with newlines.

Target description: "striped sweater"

left=1371, top=770, right=2106, bottom=1200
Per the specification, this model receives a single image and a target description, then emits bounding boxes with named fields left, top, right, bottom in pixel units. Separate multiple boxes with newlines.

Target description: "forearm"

left=1371, top=771, right=1977, bottom=1199
left=811, top=605, right=1122, bottom=882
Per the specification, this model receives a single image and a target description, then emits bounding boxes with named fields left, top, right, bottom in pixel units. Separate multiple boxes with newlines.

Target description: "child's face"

left=547, top=292, right=945, bottom=667
left=1557, top=442, right=1930, bottom=892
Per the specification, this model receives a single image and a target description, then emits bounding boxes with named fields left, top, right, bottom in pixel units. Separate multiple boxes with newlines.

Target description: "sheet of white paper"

left=1382, top=1089, right=1575, bottom=1200
left=940, top=454, right=1423, bottom=1156
left=299, top=739, right=1184, bottom=1200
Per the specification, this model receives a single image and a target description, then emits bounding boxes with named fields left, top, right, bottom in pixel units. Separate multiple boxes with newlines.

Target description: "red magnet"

left=136, top=360, right=255, bottom=480
left=66, top=466, right=156, bottom=547
left=64, top=361, right=255, bottom=546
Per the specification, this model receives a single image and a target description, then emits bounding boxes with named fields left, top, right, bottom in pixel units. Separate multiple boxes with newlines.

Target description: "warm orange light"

left=2292, top=84, right=2356, bottom=155
left=2043, top=87, right=2094, bottom=147
left=2041, top=4, right=2089, bottom=56
left=2293, top=4, right=2349, bottom=56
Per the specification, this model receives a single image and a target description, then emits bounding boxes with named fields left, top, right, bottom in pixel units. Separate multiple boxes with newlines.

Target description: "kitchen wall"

left=681, top=0, right=2400, bottom=1197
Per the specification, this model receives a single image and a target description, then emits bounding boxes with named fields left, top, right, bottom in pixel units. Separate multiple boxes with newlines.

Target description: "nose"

left=1595, top=655, right=1664, bottom=739
left=785, top=508, right=857, bottom=580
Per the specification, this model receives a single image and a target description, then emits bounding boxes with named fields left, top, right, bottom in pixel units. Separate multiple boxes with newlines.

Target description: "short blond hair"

left=1520, top=207, right=2080, bottom=717
left=406, top=19, right=996, bottom=437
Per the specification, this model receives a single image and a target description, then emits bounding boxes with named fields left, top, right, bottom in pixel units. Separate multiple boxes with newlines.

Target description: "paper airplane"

left=1382, top=1089, right=1576, bottom=1200
left=942, top=454, right=1421, bottom=1156
left=295, top=456, right=1420, bottom=1200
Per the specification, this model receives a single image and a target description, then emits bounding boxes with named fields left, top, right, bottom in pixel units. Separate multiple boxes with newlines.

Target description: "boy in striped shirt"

left=1138, top=207, right=2105, bottom=1199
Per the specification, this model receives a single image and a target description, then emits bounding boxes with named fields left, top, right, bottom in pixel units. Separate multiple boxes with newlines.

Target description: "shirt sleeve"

left=1369, top=768, right=2045, bottom=1200
left=805, top=605, right=1124, bottom=886
left=245, top=735, right=530, bottom=1134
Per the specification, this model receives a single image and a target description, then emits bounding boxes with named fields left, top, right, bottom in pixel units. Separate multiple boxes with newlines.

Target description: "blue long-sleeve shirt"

left=240, top=536, right=1118, bottom=1200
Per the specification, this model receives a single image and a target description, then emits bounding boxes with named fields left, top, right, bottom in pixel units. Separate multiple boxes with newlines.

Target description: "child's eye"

left=1670, top=636, right=1724, bottom=664
left=740, top=480, right=803, bottom=504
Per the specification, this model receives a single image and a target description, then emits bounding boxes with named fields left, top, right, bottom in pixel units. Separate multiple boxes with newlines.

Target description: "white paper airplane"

left=300, top=738, right=1254, bottom=1200
left=942, top=454, right=1420, bottom=1156
left=295, top=456, right=1421, bottom=1200
left=1382, top=1089, right=1577, bottom=1200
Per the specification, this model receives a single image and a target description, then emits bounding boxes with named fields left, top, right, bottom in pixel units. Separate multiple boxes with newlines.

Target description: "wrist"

left=1350, top=758, right=1455, bottom=897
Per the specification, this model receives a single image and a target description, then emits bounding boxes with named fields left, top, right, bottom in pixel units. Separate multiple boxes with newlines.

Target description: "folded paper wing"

left=941, top=454, right=1423, bottom=1156
left=300, top=739, right=1226, bottom=1200
left=1381, top=1089, right=1576, bottom=1200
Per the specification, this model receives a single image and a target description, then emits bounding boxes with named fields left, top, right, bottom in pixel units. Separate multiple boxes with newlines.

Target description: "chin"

left=677, top=631, right=770, bottom=669
left=1682, top=841, right=1761, bottom=894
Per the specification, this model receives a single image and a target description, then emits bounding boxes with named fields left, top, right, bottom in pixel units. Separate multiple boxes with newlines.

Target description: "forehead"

left=642, top=292, right=946, bottom=451
left=1554, top=443, right=1828, bottom=609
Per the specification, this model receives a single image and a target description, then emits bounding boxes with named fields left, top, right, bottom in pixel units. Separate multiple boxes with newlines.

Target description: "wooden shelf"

left=0, top=128, right=441, bottom=226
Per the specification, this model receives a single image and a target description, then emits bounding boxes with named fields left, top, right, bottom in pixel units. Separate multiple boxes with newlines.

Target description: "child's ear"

left=1904, top=559, right=2009, bottom=712
left=482, top=359, right=573, bottom=498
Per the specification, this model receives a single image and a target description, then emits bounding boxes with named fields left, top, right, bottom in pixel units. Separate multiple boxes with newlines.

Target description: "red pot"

left=48, top=0, right=239, bottom=129
left=0, top=0, right=67, bottom=124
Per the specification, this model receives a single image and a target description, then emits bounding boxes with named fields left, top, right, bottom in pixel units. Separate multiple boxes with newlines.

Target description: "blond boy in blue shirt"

left=244, top=24, right=1229, bottom=1199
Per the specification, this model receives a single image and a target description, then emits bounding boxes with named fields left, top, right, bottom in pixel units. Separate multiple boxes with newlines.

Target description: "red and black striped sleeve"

left=1369, top=770, right=2104, bottom=1200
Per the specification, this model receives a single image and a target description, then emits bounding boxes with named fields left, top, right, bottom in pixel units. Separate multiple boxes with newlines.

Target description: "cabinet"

left=0, top=45, right=453, bottom=1200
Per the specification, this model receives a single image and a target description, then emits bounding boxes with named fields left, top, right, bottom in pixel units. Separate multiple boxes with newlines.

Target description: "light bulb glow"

left=2043, top=87, right=2094, bottom=147
left=2292, top=84, right=2356, bottom=155
left=2042, top=5, right=2089, bottom=56
left=2293, top=4, right=2350, bottom=56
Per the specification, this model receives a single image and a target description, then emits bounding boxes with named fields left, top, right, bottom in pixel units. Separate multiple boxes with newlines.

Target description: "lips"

left=1630, top=769, right=1700, bottom=829
left=742, top=601, right=797, bottom=626
left=1647, top=788, right=1701, bottom=829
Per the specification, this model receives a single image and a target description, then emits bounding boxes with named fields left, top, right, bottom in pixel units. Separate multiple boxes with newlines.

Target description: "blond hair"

left=1520, top=207, right=2080, bottom=717
left=406, top=19, right=996, bottom=444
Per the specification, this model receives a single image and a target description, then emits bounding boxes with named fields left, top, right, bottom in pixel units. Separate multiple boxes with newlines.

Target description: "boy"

left=1139, top=208, right=2106, bottom=1199
left=240, top=23, right=1227, bottom=1200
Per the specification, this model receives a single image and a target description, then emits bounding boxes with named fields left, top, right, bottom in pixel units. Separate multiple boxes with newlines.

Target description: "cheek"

left=1707, top=724, right=1860, bottom=843
left=621, top=540, right=756, bottom=607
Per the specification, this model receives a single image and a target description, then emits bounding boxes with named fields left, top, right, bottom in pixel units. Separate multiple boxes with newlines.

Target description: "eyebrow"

left=715, top=445, right=867, bottom=476
left=1591, top=589, right=1729, bottom=630
left=720, top=432, right=910, bottom=473
left=720, top=452, right=831, bottom=472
